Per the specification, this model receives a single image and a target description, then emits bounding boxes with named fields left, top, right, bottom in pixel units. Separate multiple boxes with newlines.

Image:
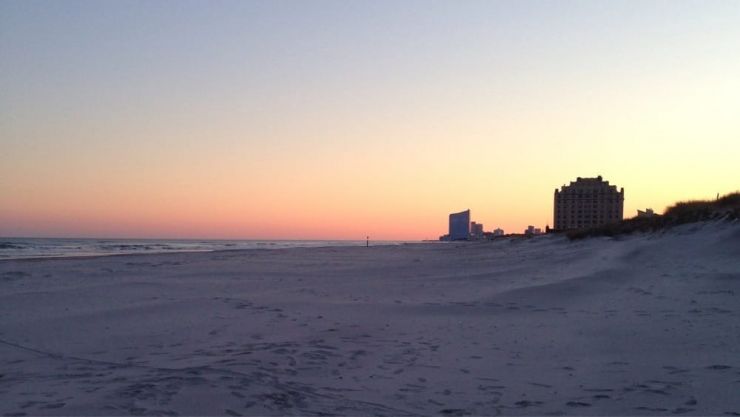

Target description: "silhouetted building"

left=493, top=228, right=504, bottom=237
left=470, top=222, right=484, bottom=239
left=524, top=225, right=542, bottom=236
left=554, top=176, right=624, bottom=231
left=449, top=210, right=471, bottom=240
left=637, top=208, right=656, bottom=218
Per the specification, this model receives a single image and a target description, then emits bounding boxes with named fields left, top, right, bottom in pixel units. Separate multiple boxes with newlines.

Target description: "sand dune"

left=1, top=221, right=739, bottom=415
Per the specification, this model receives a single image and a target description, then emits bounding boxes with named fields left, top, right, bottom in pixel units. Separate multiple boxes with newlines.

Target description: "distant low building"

left=554, top=176, right=624, bottom=231
left=492, top=228, right=504, bottom=237
left=449, top=209, right=471, bottom=240
left=524, top=225, right=542, bottom=236
left=470, top=222, right=484, bottom=239
left=637, top=208, right=656, bottom=218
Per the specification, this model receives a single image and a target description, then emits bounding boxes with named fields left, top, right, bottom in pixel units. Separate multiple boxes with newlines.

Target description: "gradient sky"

left=1, top=0, right=739, bottom=240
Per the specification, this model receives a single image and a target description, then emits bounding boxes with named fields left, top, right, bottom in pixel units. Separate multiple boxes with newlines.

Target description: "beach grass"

left=567, top=192, right=740, bottom=239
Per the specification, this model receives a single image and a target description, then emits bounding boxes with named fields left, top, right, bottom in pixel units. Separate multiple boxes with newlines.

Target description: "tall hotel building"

left=554, top=176, right=624, bottom=231
left=449, top=209, right=471, bottom=240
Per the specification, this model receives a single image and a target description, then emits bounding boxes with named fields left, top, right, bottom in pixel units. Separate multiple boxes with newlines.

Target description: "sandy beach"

left=1, top=221, right=739, bottom=416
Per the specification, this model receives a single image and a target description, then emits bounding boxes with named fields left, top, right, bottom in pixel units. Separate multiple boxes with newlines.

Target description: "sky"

left=1, top=0, right=739, bottom=240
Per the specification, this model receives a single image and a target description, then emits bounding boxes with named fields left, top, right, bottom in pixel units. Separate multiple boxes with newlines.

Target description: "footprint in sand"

left=440, top=408, right=471, bottom=416
left=566, top=401, right=591, bottom=407
left=663, top=365, right=690, bottom=375
left=635, top=406, right=668, bottom=412
left=515, top=400, right=543, bottom=408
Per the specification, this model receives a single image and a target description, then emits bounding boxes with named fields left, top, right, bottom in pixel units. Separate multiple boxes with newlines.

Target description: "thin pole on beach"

left=366, top=236, right=369, bottom=247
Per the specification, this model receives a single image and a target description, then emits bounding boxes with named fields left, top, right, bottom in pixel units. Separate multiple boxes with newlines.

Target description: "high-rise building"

left=449, top=210, right=471, bottom=240
left=554, top=176, right=624, bottom=231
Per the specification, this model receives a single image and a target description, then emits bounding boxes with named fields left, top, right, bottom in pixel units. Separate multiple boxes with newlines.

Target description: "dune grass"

left=566, top=192, right=740, bottom=240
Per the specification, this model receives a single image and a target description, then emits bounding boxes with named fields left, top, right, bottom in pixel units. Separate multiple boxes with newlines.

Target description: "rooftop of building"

left=555, top=175, right=622, bottom=193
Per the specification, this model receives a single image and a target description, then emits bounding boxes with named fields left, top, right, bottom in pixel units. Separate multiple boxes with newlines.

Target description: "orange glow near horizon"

left=2, top=122, right=738, bottom=240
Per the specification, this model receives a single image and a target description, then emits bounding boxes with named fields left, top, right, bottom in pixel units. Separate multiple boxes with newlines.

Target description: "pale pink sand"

left=1, top=221, right=739, bottom=415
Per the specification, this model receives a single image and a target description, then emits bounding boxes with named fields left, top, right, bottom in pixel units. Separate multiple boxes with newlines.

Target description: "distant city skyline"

left=2, top=1, right=739, bottom=240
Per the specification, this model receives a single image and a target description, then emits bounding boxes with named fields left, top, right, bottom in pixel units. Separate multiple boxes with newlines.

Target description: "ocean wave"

left=95, top=244, right=177, bottom=251
left=0, top=242, right=27, bottom=250
left=0, top=239, right=407, bottom=260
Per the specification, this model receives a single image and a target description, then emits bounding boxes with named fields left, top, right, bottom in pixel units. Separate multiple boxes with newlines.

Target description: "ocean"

left=0, top=237, right=408, bottom=260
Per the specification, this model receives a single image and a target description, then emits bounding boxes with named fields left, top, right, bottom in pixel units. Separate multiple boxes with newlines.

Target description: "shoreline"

left=0, top=240, right=418, bottom=263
